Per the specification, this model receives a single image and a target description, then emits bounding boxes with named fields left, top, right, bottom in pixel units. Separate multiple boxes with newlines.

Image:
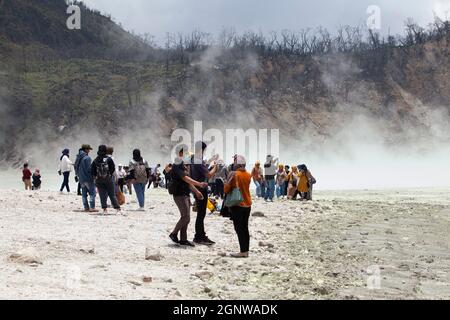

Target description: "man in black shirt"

left=190, top=141, right=218, bottom=245
left=169, top=145, right=208, bottom=247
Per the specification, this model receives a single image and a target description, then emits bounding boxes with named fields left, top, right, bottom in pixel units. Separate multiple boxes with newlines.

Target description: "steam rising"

left=1, top=35, right=449, bottom=190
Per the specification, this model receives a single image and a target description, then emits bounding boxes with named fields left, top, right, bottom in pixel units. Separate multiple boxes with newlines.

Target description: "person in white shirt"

left=116, top=164, right=126, bottom=193
left=59, top=148, right=73, bottom=193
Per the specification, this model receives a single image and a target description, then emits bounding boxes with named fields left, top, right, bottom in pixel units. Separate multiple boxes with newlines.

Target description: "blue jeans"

left=264, top=179, right=275, bottom=201
left=133, top=183, right=146, bottom=207
left=81, top=181, right=96, bottom=210
left=254, top=180, right=262, bottom=198
left=276, top=184, right=286, bottom=198
left=261, top=181, right=266, bottom=199
left=112, top=176, right=118, bottom=193
left=60, top=171, right=70, bottom=192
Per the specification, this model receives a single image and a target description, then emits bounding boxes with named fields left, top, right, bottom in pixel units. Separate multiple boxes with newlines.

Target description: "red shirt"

left=22, top=168, right=32, bottom=179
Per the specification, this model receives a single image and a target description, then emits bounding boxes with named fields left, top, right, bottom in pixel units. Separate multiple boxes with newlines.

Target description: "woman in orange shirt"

left=224, top=155, right=252, bottom=258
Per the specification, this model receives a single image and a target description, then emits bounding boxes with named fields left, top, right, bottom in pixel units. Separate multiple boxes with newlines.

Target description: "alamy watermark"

left=64, top=4, right=382, bottom=33
left=366, top=265, right=381, bottom=290
left=66, top=3, right=81, bottom=30
left=367, top=5, right=382, bottom=31
left=171, top=121, right=280, bottom=164
left=66, top=265, right=82, bottom=289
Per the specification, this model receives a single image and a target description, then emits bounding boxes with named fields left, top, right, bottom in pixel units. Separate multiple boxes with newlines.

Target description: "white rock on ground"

left=0, top=187, right=449, bottom=299
left=9, top=248, right=43, bottom=265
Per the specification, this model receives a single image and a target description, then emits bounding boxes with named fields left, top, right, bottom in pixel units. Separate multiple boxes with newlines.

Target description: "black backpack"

left=96, top=157, right=111, bottom=183
left=167, top=170, right=178, bottom=195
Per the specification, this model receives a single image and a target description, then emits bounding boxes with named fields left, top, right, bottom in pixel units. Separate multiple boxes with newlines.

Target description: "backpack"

left=167, top=170, right=179, bottom=195
left=134, top=161, right=148, bottom=184
left=96, top=158, right=111, bottom=183
left=166, top=170, right=183, bottom=195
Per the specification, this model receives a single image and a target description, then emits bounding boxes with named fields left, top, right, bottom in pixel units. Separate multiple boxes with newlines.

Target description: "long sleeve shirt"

left=59, top=155, right=73, bottom=173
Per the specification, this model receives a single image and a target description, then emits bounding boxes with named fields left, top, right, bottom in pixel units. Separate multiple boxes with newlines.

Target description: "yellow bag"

left=207, top=199, right=215, bottom=213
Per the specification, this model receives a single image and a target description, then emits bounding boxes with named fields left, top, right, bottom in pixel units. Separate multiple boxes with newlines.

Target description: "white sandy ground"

left=0, top=186, right=449, bottom=300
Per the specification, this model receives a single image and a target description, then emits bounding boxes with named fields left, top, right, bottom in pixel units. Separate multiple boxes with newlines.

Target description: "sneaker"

left=137, top=207, right=145, bottom=211
left=194, top=237, right=215, bottom=246
left=116, top=209, right=126, bottom=216
left=204, top=237, right=216, bottom=245
left=230, top=252, right=249, bottom=258
left=169, top=233, right=179, bottom=244
left=89, top=208, right=99, bottom=213
left=179, top=241, right=195, bottom=247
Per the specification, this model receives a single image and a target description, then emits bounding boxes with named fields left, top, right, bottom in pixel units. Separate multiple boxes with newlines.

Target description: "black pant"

left=77, top=183, right=82, bottom=195
left=194, top=188, right=208, bottom=240
left=118, top=178, right=125, bottom=193
left=60, top=172, right=70, bottom=192
left=165, top=175, right=171, bottom=189
left=96, top=180, right=120, bottom=210
left=230, top=206, right=251, bottom=253
left=215, top=179, right=224, bottom=198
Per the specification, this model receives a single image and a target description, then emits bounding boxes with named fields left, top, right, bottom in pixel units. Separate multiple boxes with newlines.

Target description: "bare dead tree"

left=218, top=28, right=236, bottom=49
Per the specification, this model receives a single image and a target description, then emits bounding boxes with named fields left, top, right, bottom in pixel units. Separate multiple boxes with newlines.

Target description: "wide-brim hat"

left=82, top=144, right=93, bottom=150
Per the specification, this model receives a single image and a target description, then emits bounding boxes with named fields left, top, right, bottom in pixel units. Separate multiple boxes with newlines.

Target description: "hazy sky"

left=82, top=0, right=449, bottom=43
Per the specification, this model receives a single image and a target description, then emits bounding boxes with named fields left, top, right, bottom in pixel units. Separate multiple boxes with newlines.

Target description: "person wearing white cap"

left=224, top=155, right=252, bottom=258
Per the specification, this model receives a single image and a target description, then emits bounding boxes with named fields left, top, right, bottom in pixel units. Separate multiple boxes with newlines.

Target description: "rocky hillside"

left=0, top=0, right=449, bottom=166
